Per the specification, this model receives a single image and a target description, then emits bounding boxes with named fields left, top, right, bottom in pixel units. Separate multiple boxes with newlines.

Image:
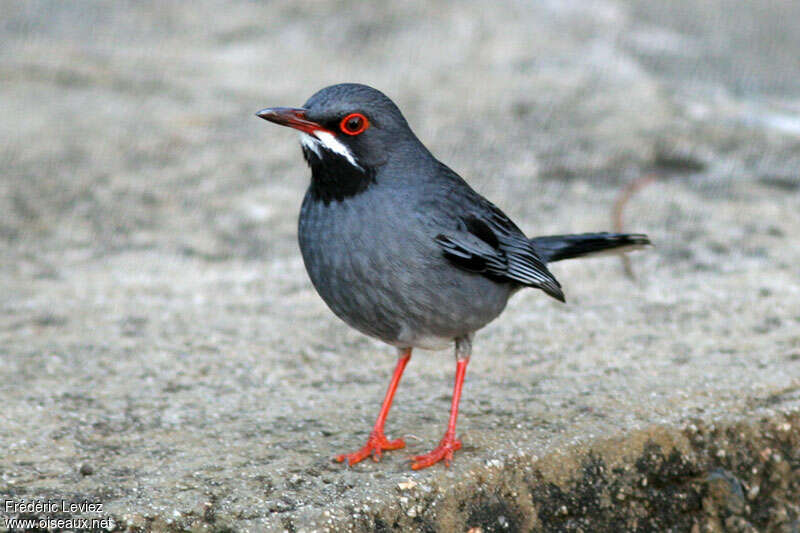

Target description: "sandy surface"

left=2, top=1, right=799, bottom=531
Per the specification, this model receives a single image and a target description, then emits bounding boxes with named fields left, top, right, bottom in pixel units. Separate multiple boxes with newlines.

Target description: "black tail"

left=531, top=232, right=650, bottom=263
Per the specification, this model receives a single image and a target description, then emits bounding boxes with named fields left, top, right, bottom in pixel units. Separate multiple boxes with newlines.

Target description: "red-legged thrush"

left=257, top=83, right=650, bottom=470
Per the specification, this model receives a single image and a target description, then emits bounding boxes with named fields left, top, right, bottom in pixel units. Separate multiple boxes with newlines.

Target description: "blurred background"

left=1, top=1, right=799, bottom=530
left=3, top=0, right=799, bottom=261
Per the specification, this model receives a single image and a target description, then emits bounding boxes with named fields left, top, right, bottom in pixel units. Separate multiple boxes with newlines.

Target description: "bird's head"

left=257, top=83, right=415, bottom=174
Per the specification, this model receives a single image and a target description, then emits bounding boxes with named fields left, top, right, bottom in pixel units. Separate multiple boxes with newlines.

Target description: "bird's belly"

left=298, top=195, right=510, bottom=348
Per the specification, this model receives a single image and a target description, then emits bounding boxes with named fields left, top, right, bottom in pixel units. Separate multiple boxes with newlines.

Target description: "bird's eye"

left=339, top=113, right=369, bottom=136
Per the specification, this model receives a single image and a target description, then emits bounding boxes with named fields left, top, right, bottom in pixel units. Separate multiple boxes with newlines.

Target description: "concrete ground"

left=1, top=1, right=799, bottom=531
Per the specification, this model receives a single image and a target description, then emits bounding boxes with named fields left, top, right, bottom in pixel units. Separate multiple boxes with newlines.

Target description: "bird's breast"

left=297, top=189, right=511, bottom=348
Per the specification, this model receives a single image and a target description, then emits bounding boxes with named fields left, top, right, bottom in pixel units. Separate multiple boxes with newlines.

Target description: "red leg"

left=336, top=349, right=411, bottom=465
left=411, top=357, right=469, bottom=470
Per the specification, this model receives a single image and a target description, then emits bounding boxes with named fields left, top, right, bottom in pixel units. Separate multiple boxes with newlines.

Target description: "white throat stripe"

left=299, top=131, right=361, bottom=169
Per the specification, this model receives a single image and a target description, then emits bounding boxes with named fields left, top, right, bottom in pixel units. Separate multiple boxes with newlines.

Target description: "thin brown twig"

left=612, top=174, right=656, bottom=279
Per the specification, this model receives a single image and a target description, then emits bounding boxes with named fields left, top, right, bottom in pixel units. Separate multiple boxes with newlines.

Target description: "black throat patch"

left=303, top=145, right=376, bottom=204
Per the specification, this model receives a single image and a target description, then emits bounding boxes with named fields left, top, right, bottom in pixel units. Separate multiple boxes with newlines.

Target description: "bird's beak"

left=255, top=107, right=324, bottom=134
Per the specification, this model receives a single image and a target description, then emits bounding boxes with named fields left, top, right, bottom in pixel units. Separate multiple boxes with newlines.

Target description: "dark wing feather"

left=428, top=164, right=565, bottom=302
left=434, top=228, right=508, bottom=282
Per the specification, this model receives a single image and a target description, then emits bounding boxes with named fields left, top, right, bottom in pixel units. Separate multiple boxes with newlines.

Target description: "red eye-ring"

left=339, top=113, right=369, bottom=136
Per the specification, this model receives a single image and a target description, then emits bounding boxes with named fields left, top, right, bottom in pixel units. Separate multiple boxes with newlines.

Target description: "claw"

left=410, top=435, right=462, bottom=470
left=335, top=431, right=406, bottom=466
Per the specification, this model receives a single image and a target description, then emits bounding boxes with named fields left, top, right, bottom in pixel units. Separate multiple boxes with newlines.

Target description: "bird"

left=256, top=83, right=649, bottom=470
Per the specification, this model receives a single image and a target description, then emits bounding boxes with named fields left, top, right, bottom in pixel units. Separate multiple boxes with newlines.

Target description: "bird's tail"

left=531, top=232, right=650, bottom=263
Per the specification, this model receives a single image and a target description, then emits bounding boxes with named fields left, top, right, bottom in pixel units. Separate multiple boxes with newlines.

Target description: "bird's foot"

left=410, top=434, right=462, bottom=470
left=335, top=431, right=406, bottom=466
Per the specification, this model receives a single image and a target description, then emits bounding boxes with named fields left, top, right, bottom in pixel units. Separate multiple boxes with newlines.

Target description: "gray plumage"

left=257, top=83, right=650, bottom=470
left=262, top=83, right=650, bottom=352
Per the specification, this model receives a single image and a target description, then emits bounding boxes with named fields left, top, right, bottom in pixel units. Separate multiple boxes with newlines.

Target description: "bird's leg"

left=335, top=348, right=411, bottom=465
left=411, top=335, right=471, bottom=470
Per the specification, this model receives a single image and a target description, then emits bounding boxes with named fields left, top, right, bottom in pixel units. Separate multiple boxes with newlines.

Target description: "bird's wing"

left=428, top=164, right=565, bottom=302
